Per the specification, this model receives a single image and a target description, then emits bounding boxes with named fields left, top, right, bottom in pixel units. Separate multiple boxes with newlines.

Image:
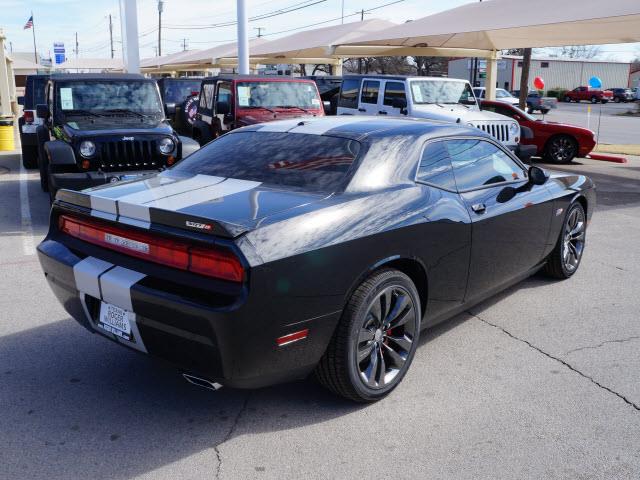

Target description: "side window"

left=446, top=139, right=524, bottom=191
left=360, top=80, right=380, bottom=104
left=383, top=81, right=406, bottom=106
left=200, top=83, right=215, bottom=112
left=216, top=82, right=232, bottom=110
left=416, top=141, right=457, bottom=191
left=338, top=78, right=360, bottom=109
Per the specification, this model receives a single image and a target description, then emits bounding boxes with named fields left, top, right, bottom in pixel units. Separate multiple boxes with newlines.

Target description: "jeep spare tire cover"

left=183, top=95, right=199, bottom=126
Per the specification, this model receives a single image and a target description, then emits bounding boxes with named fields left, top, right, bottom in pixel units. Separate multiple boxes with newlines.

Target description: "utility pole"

left=9, top=41, right=12, bottom=53
left=254, top=27, right=265, bottom=37
left=75, top=32, right=78, bottom=58
left=109, top=14, right=115, bottom=58
left=182, top=38, right=187, bottom=51
left=237, top=0, right=249, bottom=74
left=157, top=0, right=163, bottom=56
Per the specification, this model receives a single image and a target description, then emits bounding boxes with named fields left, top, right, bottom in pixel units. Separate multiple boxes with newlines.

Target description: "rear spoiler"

left=54, top=189, right=249, bottom=239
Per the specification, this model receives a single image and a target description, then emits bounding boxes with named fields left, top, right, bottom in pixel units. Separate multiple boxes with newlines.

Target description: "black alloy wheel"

left=316, top=269, right=421, bottom=402
left=544, top=202, right=587, bottom=279
left=545, top=135, right=578, bottom=164
left=564, top=96, right=572, bottom=103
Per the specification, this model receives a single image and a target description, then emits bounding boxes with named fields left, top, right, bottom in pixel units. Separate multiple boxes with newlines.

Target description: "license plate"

left=98, top=302, right=133, bottom=342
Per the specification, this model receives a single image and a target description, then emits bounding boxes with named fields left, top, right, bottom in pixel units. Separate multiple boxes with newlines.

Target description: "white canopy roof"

left=346, top=0, right=640, bottom=50
left=141, top=50, right=200, bottom=69
left=160, top=38, right=269, bottom=68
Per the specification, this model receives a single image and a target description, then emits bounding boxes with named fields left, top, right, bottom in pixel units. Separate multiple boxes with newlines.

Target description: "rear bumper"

left=50, top=170, right=158, bottom=193
left=37, top=237, right=340, bottom=389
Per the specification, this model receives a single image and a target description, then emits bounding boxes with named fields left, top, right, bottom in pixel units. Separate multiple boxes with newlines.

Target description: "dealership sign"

left=53, top=42, right=65, bottom=65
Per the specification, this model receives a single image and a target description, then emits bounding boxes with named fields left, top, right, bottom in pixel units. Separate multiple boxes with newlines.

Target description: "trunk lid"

left=56, top=171, right=329, bottom=238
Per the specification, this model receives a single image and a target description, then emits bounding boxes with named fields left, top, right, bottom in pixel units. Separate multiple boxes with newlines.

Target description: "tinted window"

left=216, top=82, right=232, bottom=111
left=339, top=78, right=360, bottom=109
left=25, top=76, right=47, bottom=109
left=416, top=141, right=456, bottom=191
left=383, top=82, right=406, bottom=106
left=446, top=139, right=524, bottom=191
left=360, top=80, right=380, bottom=104
left=162, top=79, right=201, bottom=103
left=172, top=132, right=361, bottom=192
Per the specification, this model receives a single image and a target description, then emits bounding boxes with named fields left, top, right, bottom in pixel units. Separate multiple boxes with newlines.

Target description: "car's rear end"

left=18, top=74, right=48, bottom=167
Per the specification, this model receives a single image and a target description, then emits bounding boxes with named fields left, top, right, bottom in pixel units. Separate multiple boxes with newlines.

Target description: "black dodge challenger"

left=37, top=117, right=595, bottom=402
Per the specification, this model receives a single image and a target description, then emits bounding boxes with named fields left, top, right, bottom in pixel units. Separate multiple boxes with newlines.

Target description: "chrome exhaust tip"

left=182, top=373, right=223, bottom=391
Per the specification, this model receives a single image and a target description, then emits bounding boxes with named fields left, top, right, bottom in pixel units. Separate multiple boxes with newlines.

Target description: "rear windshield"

left=172, top=131, right=361, bottom=192
left=236, top=81, right=321, bottom=110
left=25, top=76, right=47, bottom=109
left=162, top=79, right=201, bottom=103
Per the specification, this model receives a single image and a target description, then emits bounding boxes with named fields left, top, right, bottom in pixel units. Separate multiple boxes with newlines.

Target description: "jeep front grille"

left=473, top=122, right=511, bottom=143
left=98, top=139, right=164, bottom=171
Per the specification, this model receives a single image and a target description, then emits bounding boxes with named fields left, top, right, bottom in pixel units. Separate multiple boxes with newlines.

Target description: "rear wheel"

left=38, top=144, right=49, bottom=192
left=315, top=269, right=421, bottom=402
left=591, top=96, right=598, bottom=104
left=544, top=202, right=586, bottom=279
left=564, top=96, right=572, bottom=103
left=545, top=135, right=578, bottom=164
left=21, top=145, right=38, bottom=169
left=614, top=96, right=621, bottom=103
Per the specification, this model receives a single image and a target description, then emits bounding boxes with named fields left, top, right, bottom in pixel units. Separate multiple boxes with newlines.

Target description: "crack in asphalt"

left=469, top=312, right=640, bottom=412
left=215, top=392, right=252, bottom=480
left=566, top=336, right=640, bottom=355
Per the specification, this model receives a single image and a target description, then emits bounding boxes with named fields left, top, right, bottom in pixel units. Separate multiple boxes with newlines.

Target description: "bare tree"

left=413, top=56, right=448, bottom=76
left=343, top=56, right=413, bottom=75
left=557, top=45, right=601, bottom=59
left=518, top=48, right=532, bottom=110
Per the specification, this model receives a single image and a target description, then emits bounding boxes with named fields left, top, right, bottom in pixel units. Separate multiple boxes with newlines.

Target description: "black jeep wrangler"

left=35, top=73, right=200, bottom=200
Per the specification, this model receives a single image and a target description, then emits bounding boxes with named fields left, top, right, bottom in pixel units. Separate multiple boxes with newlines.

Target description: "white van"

left=337, top=75, right=525, bottom=155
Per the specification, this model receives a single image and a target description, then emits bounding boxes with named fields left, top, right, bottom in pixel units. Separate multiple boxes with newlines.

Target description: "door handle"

left=471, top=203, right=486, bottom=214
left=378, top=110, right=388, bottom=115
left=358, top=108, right=366, bottom=112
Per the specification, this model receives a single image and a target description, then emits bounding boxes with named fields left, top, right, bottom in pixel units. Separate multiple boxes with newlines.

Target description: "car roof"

left=49, top=73, right=150, bottom=81
left=235, top=116, right=487, bottom=143
left=201, top=75, right=315, bottom=82
left=342, top=74, right=465, bottom=82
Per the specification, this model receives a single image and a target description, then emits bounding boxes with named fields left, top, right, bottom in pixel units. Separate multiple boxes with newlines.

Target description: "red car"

left=564, top=86, right=613, bottom=104
left=481, top=100, right=596, bottom=164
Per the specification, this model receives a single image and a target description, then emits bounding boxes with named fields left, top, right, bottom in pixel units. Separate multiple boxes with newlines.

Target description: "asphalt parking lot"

left=1, top=147, right=639, bottom=479
left=532, top=101, right=639, bottom=145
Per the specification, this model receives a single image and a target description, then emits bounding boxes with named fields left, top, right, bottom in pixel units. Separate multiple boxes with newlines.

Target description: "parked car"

left=337, top=75, right=534, bottom=160
left=525, top=91, right=558, bottom=114
left=16, top=74, right=49, bottom=169
left=35, top=73, right=200, bottom=201
left=38, top=116, right=595, bottom=402
left=606, top=87, right=635, bottom=103
left=481, top=100, right=596, bottom=163
left=191, top=75, right=324, bottom=145
left=563, top=86, right=613, bottom=104
left=302, top=75, right=342, bottom=114
left=157, top=77, right=202, bottom=135
left=473, top=87, right=519, bottom=105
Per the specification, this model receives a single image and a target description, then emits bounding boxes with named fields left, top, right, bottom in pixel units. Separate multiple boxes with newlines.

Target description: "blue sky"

left=2, top=0, right=639, bottom=62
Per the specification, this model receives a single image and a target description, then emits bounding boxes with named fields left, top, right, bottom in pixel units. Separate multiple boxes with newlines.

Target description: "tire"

left=590, top=96, right=598, bottom=104
left=541, top=109, right=550, bottom=115
left=601, top=100, right=608, bottom=104
left=614, top=96, right=621, bottom=103
left=527, top=107, right=534, bottom=114
left=545, top=135, right=578, bottom=164
left=315, top=269, right=421, bottom=403
left=38, top=144, right=49, bottom=192
left=564, top=96, right=572, bottom=103
left=544, top=202, right=586, bottom=279
left=21, top=145, right=38, bottom=169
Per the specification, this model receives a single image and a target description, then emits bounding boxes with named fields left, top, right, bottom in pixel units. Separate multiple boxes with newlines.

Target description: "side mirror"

left=391, top=97, right=407, bottom=110
left=164, top=102, right=177, bottom=115
left=36, top=103, right=49, bottom=119
left=216, top=100, right=230, bottom=115
left=528, top=166, right=548, bottom=185
left=17, top=96, right=25, bottom=106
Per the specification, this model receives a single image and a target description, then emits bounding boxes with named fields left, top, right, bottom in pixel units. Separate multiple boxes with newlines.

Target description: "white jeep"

left=337, top=75, right=527, bottom=157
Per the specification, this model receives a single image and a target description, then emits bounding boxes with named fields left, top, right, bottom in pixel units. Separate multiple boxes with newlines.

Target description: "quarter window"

left=416, top=141, right=456, bottom=191
left=338, top=78, right=360, bottom=109
left=216, top=82, right=232, bottom=112
left=360, top=80, right=380, bottom=104
left=383, top=82, right=406, bottom=106
left=446, top=139, right=524, bottom=191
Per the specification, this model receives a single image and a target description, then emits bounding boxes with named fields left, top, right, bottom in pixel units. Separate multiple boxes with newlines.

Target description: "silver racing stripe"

left=148, top=178, right=262, bottom=211
left=100, top=266, right=146, bottom=311
left=114, top=174, right=226, bottom=206
left=73, top=257, right=114, bottom=299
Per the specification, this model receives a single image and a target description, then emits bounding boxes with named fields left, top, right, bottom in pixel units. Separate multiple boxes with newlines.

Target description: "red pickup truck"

left=564, top=86, right=613, bottom=104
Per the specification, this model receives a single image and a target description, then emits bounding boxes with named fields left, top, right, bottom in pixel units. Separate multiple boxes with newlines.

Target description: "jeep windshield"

left=55, top=81, right=163, bottom=119
left=409, top=80, right=477, bottom=107
left=236, top=82, right=321, bottom=110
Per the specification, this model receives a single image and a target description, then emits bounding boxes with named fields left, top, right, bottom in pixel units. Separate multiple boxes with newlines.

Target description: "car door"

left=444, top=138, right=553, bottom=301
left=378, top=80, right=407, bottom=117
left=357, top=79, right=381, bottom=115
left=214, top=81, right=233, bottom=134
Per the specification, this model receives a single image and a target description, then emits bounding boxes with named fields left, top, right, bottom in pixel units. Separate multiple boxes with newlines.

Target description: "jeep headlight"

left=79, top=140, right=96, bottom=158
left=159, top=137, right=175, bottom=155
left=509, top=122, right=520, bottom=137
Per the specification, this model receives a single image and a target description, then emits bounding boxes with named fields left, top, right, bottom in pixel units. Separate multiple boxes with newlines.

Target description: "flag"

left=24, top=16, right=33, bottom=30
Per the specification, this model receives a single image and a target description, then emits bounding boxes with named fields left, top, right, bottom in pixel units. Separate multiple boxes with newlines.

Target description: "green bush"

left=546, top=89, right=568, bottom=99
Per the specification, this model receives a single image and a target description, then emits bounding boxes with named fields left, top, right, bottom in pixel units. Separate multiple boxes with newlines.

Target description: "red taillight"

left=23, top=111, right=34, bottom=124
left=58, top=215, right=244, bottom=282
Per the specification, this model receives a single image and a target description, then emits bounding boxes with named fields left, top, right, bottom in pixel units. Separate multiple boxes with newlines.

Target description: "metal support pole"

left=119, top=0, right=141, bottom=73
left=237, top=0, right=249, bottom=74
left=158, top=1, right=163, bottom=57
left=109, top=14, right=115, bottom=59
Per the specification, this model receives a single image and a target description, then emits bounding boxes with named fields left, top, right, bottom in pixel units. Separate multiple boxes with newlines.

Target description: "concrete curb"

left=595, top=144, right=640, bottom=156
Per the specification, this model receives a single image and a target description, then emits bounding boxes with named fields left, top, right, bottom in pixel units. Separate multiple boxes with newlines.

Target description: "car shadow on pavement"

left=0, top=318, right=363, bottom=479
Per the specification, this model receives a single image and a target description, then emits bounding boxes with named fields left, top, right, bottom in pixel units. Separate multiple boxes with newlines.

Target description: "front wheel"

left=315, top=269, right=421, bottom=402
left=614, top=96, right=621, bottom=103
left=545, top=135, right=577, bottom=164
left=544, top=202, right=586, bottom=279
left=591, top=96, right=598, bottom=104
left=564, top=96, right=572, bottom=103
